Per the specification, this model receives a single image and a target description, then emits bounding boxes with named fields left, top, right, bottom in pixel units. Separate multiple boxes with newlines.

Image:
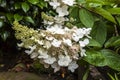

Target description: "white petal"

left=51, top=39, right=62, bottom=47
left=56, top=5, right=69, bottom=17
left=63, top=38, right=72, bottom=46
left=44, top=56, right=56, bottom=64
left=68, top=61, right=78, bottom=72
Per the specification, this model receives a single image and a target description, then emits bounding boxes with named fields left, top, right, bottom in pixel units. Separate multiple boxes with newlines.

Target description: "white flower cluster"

left=18, top=0, right=91, bottom=72
left=24, top=27, right=91, bottom=72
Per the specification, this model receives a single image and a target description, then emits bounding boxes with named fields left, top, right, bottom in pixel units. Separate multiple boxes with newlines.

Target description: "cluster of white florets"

left=17, top=0, right=91, bottom=72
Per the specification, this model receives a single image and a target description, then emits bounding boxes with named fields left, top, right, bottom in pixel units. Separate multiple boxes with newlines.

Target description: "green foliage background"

left=1, top=0, right=120, bottom=79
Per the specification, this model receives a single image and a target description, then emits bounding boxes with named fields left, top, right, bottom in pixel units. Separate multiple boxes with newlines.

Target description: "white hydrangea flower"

left=49, top=0, right=60, bottom=9
left=68, top=61, right=78, bottom=72
left=58, top=55, right=72, bottom=66
left=43, top=41, right=51, bottom=49
left=51, top=63, right=60, bottom=72
left=46, top=36, right=54, bottom=41
left=25, top=45, right=36, bottom=54
left=83, top=28, right=92, bottom=38
left=36, top=40, right=44, bottom=45
left=56, top=5, right=69, bottom=17
left=62, top=0, right=75, bottom=6
left=75, top=29, right=85, bottom=38
left=43, top=20, right=54, bottom=25
left=80, top=48, right=87, bottom=57
left=63, top=38, right=72, bottom=46
left=51, top=39, right=62, bottom=47
left=38, top=49, right=49, bottom=59
left=44, top=55, right=56, bottom=64
left=72, top=33, right=80, bottom=42
left=30, top=52, right=38, bottom=59
left=79, top=38, right=89, bottom=47
left=54, top=16, right=68, bottom=24
left=47, top=24, right=65, bottom=34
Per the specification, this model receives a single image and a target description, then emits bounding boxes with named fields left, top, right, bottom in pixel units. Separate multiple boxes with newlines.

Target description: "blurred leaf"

left=92, top=7, right=116, bottom=23
left=6, top=13, right=14, bottom=23
left=14, top=2, right=21, bottom=9
left=27, top=0, right=39, bottom=4
left=105, top=36, right=120, bottom=48
left=107, top=8, right=120, bottom=14
left=0, top=20, right=4, bottom=28
left=0, top=31, right=10, bottom=41
left=108, top=73, right=116, bottom=80
left=22, top=2, right=30, bottom=13
left=115, top=73, right=119, bottom=80
left=91, top=21, right=107, bottom=45
left=25, top=16, right=34, bottom=24
left=37, top=0, right=47, bottom=9
left=79, top=8, right=94, bottom=27
left=115, top=16, right=120, bottom=26
left=14, top=14, right=23, bottom=21
left=82, top=69, right=89, bottom=80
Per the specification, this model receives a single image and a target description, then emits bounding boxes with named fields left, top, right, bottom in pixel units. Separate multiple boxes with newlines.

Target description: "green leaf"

left=22, top=2, right=30, bottom=13
left=69, top=6, right=80, bottom=22
left=86, top=0, right=104, bottom=4
left=25, top=16, right=34, bottom=24
left=27, top=0, right=39, bottom=4
left=6, top=13, right=14, bottom=23
left=107, top=8, right=120, bottom=14
left=14, top=14, right=23, bottom=21
left=92, top=7, right=116, bottom=23
left=37, top=0, right=48, bottom=9
left=87, top=38, right=102, bottom=48
left=84, top=50, right=106, bottom=66
left=91, top=21, right=107, bottom=45
left=105, top=36, right=120, bottom=48
left=84, top=49, right=120, bottom=71
left=79, top=9, right=94, bottom=28
left=115, top=16, right=120, bottom=26
left=82, top=69, right=89, bottom=80
left=108, top=73, right=116, bottom=80
left=101, top=49, right=120, bottom=71
left=86, top=0, right=118, bottom=5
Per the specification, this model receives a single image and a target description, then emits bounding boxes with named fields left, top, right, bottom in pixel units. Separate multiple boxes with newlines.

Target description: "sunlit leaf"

left=107, top=8, right=120, bottom=14
left=22, top=2, right=30, bottom=13
left=27, top=0, right=39, bottom=4
left=79, top=8, right=94, bottom=27
left=92, top=7, right=116, bottom=23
